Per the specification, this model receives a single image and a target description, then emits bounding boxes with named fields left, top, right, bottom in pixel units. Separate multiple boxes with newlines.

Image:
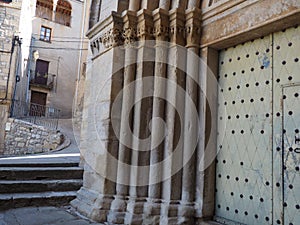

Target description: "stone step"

left=0, top=179, right=83, bottom=194
left=0, top=191, right=78, bottom=211
left=0, top=167, right=83, bottom=180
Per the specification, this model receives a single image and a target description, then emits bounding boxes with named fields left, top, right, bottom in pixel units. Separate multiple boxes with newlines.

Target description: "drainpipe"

left=25, top=37, right=35, bottom=104
left=10, top=36, right=22, bottom=117
left=74, top=0, right=88, bottom=117
left=0, top=36, right=17, bottom=102
left=55, top=56, right=61, bottom=93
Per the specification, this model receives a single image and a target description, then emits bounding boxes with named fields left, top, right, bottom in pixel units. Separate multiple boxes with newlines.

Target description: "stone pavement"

left=0, top=206, right=103, bottom=225
left=0, top=119, right=90, bottom=225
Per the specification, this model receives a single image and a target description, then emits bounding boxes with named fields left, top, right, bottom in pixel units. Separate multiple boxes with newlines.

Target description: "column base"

left=72, top=190, right=198, bottom=224
left=70, top=187, right=114, bottom=223
left=124, top=197, right=147, bottom=225
left=107, top=195, right=128, bottom=224
left=177, top=201, right=196, bottom=224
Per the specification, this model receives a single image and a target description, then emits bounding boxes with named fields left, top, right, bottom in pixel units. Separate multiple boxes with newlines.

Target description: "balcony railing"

left=30, top=71, right=55, bottom=90
left=11, top=100, right=60, bottom=130
left=35, top=6, right=71, bottom=27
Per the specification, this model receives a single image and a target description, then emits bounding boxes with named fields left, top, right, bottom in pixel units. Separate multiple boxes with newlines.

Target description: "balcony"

left=30, top=71, right=55, bottom=91
left=35, top=5, right=53, bottom=21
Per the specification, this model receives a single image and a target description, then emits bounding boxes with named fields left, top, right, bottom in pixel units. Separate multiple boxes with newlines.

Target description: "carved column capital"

left=153, top=8, right=169, bottom=41
left=136, top=9, right=154, bottom=41
left=122, top=11, right=138, bottom=46
left=169, top=8, right=186, bottom=46
left=185, top=8, right=202, bottom=48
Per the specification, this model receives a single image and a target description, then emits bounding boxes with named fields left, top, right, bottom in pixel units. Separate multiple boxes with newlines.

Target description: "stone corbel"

left=169, top=8, right=186, bottom=46
left=90, top=36, right=102, bottom=55
left=100, top=28, right=124, bottom=48
left=153, top=8, right=170, bottom=41
left=185, top=8, right=202, bottom=48
left=87, top=12, right=124, bottom=55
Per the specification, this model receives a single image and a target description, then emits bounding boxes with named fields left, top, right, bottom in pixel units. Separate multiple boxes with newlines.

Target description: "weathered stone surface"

left=201, top=0, right=300, bottom=48
left=74, top=0, right=300, bottom=224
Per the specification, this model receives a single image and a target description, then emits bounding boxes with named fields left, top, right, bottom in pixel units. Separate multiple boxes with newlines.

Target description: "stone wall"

left=0, top=1, right=22, bottom=97
left=4, top=118, right=64, bottom=156
left=0, top=0, right=23, bottom=156
left=73, top=0, right=300, bottom=224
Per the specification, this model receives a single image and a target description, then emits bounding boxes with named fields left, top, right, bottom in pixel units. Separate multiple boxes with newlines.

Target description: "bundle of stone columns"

left=71, top=0, right=213, bottom=224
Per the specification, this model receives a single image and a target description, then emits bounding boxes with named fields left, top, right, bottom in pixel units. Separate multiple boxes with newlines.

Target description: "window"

left=40, top=26, right=51, bottom=42
left=55, top=0, right=72, bottom=26
left=36, top=0, right=54, bottom=20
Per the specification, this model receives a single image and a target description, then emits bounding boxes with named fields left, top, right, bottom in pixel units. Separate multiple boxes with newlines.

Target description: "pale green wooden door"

left=215, top=25, right=300, bottom=225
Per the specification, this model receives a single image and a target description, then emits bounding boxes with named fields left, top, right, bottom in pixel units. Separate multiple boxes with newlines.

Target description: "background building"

left=24, top=0, right=88, bottom=118
left=0, top=0, right=89, bottom=154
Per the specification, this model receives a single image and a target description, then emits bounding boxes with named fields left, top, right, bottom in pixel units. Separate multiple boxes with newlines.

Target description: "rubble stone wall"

left=4, top=118, right=64, bottom=156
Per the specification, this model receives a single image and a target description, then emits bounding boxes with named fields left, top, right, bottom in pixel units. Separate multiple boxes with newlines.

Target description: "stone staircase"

left=0, top=162, right=83, bottom=211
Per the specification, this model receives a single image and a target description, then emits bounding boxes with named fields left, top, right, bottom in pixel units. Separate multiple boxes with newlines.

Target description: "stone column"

left=129, top=0, right=141, bottom=11
left=71, top=12, right=125, bottom=223
left=107, top=11, right=138, bottom=224
left=125, top=9, right=155, bottom=225
left=178, top=8, right=201, bottom=223
left=187, top=0, right=200, bottom=9
left=144, top=8, right=169, bottom=218
left=140, top=0, right=159, bottom=10
left=194, top=47, right=219, bottom=222
left=160, top=8, right=186, bottom=225
left=171, top=0, right=188, bottom=10
left=159, top=0, right=171, bottom=10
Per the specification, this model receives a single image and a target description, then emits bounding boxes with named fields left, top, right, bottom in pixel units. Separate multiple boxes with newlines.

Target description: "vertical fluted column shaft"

left=129, top=0, right=141, bottom=11
left=141, top=0, right=159, bottom=10
left=107, top=12, right=138, bottom=224
left=162, top=9, right=186, bottom=203
left=159, top=0, right=171, bottom=10
left=181, top=8, right=201, bottom=204
left=148, top=8, right=170, bottom=200
left=187, top=0, right=201, bottom=9
left=116, top=12, right=138, bottom=198
left=129, top=9, right=154, bottom=198
left=171, top=0, right=188, bottom=10
left=124, top=10, right=155, bottom=225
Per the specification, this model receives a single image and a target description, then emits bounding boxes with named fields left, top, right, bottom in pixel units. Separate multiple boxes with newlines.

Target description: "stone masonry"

left=0, top=0, right=22, bottom=154
left=71, top=0, right=300, bottom=224
left=4, top=118, right=64, bottom=156
left=0, top=0, right=21, bottom=97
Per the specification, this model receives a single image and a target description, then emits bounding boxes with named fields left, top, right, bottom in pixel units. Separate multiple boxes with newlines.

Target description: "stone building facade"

left=71, top=0, right=300, bottom=224
left=0, top=0, right=30, bottom=154
left=24, top=0, right=89, bottom=118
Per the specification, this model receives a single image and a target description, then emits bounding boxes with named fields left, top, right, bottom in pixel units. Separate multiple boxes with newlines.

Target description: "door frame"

left=199, top=19, right=300, bottom=225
